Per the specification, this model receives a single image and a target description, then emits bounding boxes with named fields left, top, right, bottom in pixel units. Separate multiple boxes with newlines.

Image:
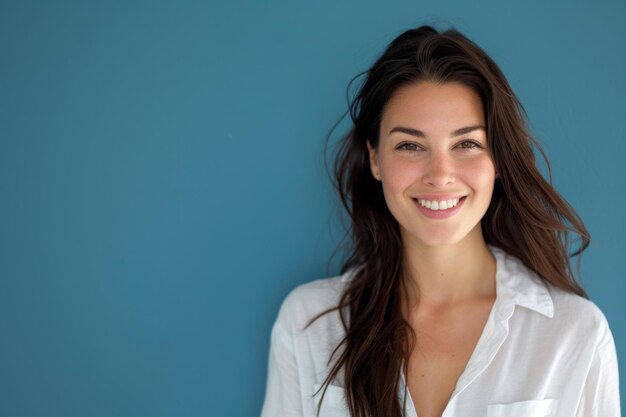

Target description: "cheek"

left=380, top=159, right=419, bottom=193
left=465, top=158, right=496, bottom=191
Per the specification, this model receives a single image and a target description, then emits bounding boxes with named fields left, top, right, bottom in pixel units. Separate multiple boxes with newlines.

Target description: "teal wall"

left=1, top=1, right=624, bottom=415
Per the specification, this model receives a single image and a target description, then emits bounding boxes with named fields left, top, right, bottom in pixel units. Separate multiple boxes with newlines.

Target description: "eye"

left=396, top=142, right=422, bottom=152
left=456, top=140, right=483, bottom=149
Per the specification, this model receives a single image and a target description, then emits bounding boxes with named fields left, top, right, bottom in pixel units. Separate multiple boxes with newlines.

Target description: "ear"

left=366, top=140, right=381, bottom=181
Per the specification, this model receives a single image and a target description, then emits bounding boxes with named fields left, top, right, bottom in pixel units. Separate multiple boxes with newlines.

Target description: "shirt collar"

left=341, top=245, right=555, bottom=319
left=489, top=245, right=554, bottom=318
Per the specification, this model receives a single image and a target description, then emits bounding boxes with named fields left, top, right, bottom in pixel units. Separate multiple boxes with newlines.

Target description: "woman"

left=260, top=25, right=620, bottom=417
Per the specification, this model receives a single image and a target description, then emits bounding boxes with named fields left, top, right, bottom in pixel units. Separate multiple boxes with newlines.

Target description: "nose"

left=422, top=151, right=455, bottom=187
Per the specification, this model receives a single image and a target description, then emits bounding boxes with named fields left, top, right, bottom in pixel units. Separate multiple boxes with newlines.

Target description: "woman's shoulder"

left=272, top=269, right=355, bottom=333
left=493, top=245, right=615, bottom=345
left=547, top=284, right=614, bottom=336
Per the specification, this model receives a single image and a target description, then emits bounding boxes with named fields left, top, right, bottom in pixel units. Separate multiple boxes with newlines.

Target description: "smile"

left=416, top=197, right=462, bottom=210
left=412, top=196, right=467, bottom=219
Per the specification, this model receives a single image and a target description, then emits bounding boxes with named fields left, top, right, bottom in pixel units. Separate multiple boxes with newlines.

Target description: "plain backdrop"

left=1, top=0, right=624, bottom=416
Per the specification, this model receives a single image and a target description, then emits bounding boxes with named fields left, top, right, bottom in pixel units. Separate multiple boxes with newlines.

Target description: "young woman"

left=260, top=25, right=620, bottom=417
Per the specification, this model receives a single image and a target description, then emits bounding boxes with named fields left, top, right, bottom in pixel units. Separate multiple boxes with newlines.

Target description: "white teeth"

left=417, top=197, right=461, bottom=210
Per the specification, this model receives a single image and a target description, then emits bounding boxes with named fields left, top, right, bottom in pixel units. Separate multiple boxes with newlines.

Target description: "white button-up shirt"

left=261, top=246, right=621, bottom=416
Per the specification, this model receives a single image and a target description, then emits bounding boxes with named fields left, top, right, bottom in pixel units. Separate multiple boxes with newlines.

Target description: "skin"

left=367, top=80, right=499, bottom=417
left=367, top=80, right=497, bottom=307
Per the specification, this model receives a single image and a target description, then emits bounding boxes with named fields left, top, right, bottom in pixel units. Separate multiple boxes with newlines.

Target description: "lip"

left=413, top=196, right=466, bottom=219
left=414, top=194, right=467, bottom=200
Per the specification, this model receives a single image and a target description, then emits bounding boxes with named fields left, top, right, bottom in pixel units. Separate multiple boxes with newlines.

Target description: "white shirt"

left=260, top=246, right=621, bottom=417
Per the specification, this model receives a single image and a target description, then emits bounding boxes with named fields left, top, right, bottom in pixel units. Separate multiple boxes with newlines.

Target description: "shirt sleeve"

left=575, top=321, right=621, bottom=417
left=260, top=320, right=303, bottom=417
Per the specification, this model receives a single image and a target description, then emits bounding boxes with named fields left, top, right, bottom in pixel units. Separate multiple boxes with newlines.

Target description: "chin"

left=402, top=221, right=482, bottom=249
left=406, top=228, right=467, bottom=248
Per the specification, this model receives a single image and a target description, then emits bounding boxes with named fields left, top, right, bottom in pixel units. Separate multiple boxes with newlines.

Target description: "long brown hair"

left=311, top=25, right=590, bottom=417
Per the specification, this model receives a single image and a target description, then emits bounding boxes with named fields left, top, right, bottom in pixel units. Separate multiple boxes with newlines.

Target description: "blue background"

left=1, top=0, right=624, bottom=416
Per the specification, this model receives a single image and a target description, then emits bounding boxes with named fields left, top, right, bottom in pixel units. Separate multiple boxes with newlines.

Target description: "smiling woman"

left=260, top=25, right=620, bottom=417
left=368, top=82, right=496, bottom=248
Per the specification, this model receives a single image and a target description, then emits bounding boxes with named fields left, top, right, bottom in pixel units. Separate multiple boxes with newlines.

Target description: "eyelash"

left=457, top=140, right=483, bottom=149
left=396, top=140, right=483, bottom=151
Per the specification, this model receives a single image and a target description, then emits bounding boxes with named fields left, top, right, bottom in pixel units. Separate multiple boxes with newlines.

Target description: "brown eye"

left=396, top=142, right=421, bottom=151
left=457, top=140, right=482, bottom=149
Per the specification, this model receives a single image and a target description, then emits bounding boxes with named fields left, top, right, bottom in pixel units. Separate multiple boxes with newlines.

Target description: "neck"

left=401, top=229, right=496, bottom=308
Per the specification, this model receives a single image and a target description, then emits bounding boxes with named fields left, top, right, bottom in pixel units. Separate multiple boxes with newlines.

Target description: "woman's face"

left=367, top=81, right=496, bottom=249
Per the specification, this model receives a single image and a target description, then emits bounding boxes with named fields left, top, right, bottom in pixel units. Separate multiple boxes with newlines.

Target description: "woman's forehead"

left=381, top=81, right=485, bottom=135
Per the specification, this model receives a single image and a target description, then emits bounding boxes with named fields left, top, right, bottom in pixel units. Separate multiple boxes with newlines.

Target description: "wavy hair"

left=310, top=25, right=590, bottom=417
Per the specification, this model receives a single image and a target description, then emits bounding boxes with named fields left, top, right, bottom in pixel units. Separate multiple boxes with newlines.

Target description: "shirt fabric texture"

left=260, top=245, right=621, bottom=417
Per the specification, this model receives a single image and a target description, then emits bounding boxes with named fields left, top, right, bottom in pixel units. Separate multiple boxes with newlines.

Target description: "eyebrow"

left=388, top=125, right=486, bottom=138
